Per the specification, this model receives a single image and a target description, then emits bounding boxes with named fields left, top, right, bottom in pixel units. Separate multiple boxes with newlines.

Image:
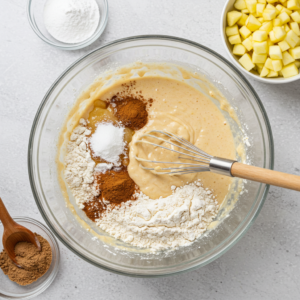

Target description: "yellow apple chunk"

left=228, top=11, right=243, bottom=26
left=229, top=34, right=242, bottom=44
left=226, top=25, right=240, bottom=36
left=282, top=50, right=296, bottom=64
left=269, top=45, right=283, bottom=58
left=233, top=44, right=247, bottom=55
left=239, top=53, right=256, bottom=70
left=281, top=62, right=299, bottom=76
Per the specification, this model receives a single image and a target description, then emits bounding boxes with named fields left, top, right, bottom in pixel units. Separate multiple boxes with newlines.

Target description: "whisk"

left=135, top=130, right=300, bottom=192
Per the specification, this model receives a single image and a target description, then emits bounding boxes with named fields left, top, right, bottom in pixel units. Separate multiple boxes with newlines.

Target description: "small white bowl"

left=27, top=0, right=108, bottom=50
left=221, top=0, right=300, bottom=84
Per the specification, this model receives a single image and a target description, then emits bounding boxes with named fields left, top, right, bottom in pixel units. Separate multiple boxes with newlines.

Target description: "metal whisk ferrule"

left=134, top=130, right=236, bottom=177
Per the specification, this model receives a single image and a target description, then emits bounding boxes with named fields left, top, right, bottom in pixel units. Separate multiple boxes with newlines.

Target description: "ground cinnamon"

left=95, top=167, right=136, bottom=203
left=110, top=96, right=148, bottom=130
left=0, top=234, right=52, bottom=286
left=83, top=168, right=137, bottom=221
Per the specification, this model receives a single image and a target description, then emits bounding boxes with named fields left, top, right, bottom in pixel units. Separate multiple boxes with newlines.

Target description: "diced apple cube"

left=239, top=53, right=256, bottom=70
left=240, top=26, right=252, bottom=38
left=283, top=50, right=296, bottom=64
left=237, top=13, right=250, bottom=26
left=281, top=7, right=293, bottom=15
left=246, top=15, right=262, bottom=30
left=267, top=70, right=279, bottom=76
left=278, top=40, right=291, bottom=50
left=242, top=36, right=254, bottom=50
left=265, top=57, right=275, bottom=69
left=263, top=8, right=277, bottom=20
left=246, top=0, right=258, bottom=13
left=233, top=44, right=247, bottom=55
left=274, top=26, right=287, bottom=40
left=235, top=0, right=247, bottom=10
left=260, top=21, right=273, bottom=32
left=295, top=60, right=300, bottom=67
left=253, top=30, right=268, bottom=41
left=285, top=29, right=300, bottom=47
left=252, top=52, right=268, bottom=63
left=258, top=0, right=266, bottom=3
left=290, top=22, right=300, bottom=35
left=260, top=66, right=270, bottom=76
left=291, top=11, right=300, bottom=22
left=272, top=59, right=283, bottom=71
left=253, top=41, right=269, bottom=53
left=278, top=11, right=291, bottom=23
left=287, top=0, right=300, bottom=10
left=229, top=34, right=242, bottom=44
left=289, top=46, right=300, bottom=58
left=269, top=45, right=283, bottom=58
left=226, top=25, right=240, bottom=36
left=269, top=30, right=281, bottom=42
left=228, top=11, right=243, bottom=26
left=258, top=17, right=264, bottom=22
left=281, top=62, right=299, bottom=76
left=276, top=4, right=284, bottom=11
left=257, top=3, right=266, bottom=16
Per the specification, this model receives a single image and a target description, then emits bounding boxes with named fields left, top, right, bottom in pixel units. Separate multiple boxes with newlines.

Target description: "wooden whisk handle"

left=231, top=162, right=300, bottom=191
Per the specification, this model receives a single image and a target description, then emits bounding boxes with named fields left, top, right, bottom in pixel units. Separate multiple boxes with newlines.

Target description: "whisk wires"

left=135, top=130, right=213, bottom=175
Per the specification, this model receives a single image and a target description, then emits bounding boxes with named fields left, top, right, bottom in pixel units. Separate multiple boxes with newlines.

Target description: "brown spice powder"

left=110, top=96, right=148, bottom=130
left=0, top=234, right=52, bottom=286
left=95, top=167, right=136, bottom=203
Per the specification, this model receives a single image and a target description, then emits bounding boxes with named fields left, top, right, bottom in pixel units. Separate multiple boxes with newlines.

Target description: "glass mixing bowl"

left=28, top=35, right=274, bottom=277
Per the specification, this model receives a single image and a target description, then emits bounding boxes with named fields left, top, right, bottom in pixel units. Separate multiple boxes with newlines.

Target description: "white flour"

left=64, top=119, right=98, bottom=209
left=97, top=181, right=219, bottom=252
left=43, top=0, right=100, bottom=43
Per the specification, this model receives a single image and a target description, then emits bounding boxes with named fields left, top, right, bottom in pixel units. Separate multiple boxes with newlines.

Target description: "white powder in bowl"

left=96, top=181, right=219, bottom=252
left=43, top=0, right=100, bottom=44
left=90, top=123, right=125, bottom=164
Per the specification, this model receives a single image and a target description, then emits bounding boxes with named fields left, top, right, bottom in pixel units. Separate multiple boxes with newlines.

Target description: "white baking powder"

left=43, top=0, right=100, bottom=43
left=90, top=123, right=125, bottom=165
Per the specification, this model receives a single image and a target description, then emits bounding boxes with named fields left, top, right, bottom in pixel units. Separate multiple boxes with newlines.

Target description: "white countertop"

left=1, top=0, right=300, bottom=299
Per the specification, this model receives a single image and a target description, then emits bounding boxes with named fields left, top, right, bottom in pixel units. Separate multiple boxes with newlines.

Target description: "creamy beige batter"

left=125, top=77, right=236, bottom=202
left=58, top=62, right=244, bottom=220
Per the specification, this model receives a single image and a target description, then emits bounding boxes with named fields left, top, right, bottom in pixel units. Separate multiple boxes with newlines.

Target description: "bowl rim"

left=220, top=0, right=300, bottom=84
left=28, top=34, right=274, bottom=277
left=0, top=216, right=60, bottom=299
left=26, top=0, right=109, bottom=51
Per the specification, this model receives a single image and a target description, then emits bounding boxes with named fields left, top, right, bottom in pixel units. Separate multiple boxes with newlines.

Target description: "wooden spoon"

left=0, top=197, right=41, bottom=268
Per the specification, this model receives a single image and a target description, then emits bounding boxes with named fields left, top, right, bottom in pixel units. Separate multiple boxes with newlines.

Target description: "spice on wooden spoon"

left=0, top=197, right=41, bottom=268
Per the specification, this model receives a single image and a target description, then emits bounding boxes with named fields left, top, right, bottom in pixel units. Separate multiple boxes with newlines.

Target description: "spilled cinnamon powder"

left=0, top=234, right=52, bottom=286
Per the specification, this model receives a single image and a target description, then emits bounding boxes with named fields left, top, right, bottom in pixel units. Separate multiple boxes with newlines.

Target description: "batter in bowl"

left=58, top=62, right=245, bottom=252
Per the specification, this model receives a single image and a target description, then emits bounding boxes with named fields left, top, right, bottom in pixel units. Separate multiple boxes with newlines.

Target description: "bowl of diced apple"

left=221, top=0, right=300, bottom=83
